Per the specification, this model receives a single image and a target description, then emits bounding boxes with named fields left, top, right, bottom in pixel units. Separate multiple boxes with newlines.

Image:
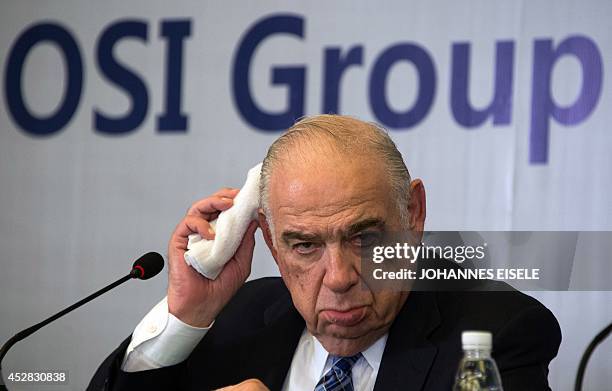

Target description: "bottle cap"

left=461, top=331, right=492, bottom=350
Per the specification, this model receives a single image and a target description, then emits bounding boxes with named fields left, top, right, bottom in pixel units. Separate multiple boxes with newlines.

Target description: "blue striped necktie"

left=314, top=353, right=362, bottom=391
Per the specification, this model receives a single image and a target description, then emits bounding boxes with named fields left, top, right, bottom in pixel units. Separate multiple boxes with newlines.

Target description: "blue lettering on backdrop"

left=94, top=20, right=149, bottom=135
left=323, top=46, right=363, bottom=114
left=2, top=14, right=605, bottom=166
left=369, top=43, right=436, bottom=129
left=4, top=23, right=83, bottom=136
left=158, top=19, right=191, bottom=132
left=530, top=36, right=603, bottom=164
left=451, top=41, right=514, bottom=128
left=232, top=15, right=305, bottom=131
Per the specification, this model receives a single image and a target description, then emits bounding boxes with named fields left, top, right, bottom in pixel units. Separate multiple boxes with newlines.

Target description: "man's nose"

left=322, top=244, right=360, bottom=293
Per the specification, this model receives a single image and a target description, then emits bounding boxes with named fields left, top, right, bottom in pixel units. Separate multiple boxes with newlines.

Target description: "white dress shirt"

left=122, top=297, right=211, bottom=372
left=122, top=297, right=388, bottom=390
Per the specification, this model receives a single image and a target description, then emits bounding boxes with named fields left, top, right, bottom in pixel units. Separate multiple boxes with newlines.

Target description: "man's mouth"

left=320, top=306, right=367, bottom=327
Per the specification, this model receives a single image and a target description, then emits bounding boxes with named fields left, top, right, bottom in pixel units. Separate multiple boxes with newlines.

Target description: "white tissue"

left=184, top=163, right=262, bottom=279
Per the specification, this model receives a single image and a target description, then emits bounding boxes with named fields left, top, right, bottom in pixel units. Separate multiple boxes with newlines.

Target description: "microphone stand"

left=574, top=321, right=612, bottom=391
left=0, top=271, right=137, bottom=390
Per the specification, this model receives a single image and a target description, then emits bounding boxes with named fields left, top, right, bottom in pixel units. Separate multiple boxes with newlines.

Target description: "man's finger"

left=215, top=378, right=270, bottom=390
left=187, top=195, right=234, bottom=216
left=174, top=215, right=216, bottom=242
left=213, top=188, right=240, bottom=197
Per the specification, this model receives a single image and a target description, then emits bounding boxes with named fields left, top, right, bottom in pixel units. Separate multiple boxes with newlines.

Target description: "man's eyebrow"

left=280, top=218, right=385, bottom=244
left=281, top=231, right=319, bottom=244
left=346, top=218, right=385, bottom=237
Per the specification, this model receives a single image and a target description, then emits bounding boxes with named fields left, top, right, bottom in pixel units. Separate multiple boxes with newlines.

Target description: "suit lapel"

left=255, top=286, right=305, bottom=391
left=374, top=291, right=441, bottom=391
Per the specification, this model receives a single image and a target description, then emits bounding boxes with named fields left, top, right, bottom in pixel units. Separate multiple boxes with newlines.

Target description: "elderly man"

left=89, top=115, right=560, bottom=390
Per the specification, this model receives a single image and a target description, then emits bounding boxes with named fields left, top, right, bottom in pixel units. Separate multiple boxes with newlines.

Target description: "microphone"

left=130, top=252, right=165, bottom=280
left=0, top=252, right=164, bottom=389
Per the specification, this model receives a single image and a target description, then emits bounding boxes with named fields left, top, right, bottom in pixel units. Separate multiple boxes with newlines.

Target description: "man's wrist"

left=170, top=311, right=215, bottom=329
left=168, top=303, right=216, bottom=328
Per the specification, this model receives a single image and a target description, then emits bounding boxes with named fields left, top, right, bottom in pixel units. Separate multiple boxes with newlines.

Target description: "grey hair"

left=259, top=114, right=412, bottom=241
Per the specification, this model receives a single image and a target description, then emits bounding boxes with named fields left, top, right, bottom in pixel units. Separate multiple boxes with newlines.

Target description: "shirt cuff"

left=121, top=296, right=212, bottom=372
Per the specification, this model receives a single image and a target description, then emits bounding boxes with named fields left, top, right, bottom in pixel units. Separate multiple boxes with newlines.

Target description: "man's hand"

left=167, top=188, right=259, bottom=327
left=216, top=379, right=270, bottom=391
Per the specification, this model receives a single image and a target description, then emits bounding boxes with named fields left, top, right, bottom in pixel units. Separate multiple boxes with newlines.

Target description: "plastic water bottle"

left=453, top=331, right=503, bottom=391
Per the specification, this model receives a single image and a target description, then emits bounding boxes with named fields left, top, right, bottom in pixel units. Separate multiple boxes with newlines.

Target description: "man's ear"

left=407, top=179, right=426, bottom=233
left=258, top=209, right=279, bottom=263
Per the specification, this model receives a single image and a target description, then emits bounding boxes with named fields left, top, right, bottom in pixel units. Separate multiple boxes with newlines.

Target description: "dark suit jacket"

left=89, top=276, right=561, bottom=391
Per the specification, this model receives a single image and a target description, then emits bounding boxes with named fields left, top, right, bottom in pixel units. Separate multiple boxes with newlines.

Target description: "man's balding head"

left=259, top=115, right=413, bottom=236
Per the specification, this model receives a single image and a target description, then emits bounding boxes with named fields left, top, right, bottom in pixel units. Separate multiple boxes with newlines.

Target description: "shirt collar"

left=361, top=333, right=388, bottom=372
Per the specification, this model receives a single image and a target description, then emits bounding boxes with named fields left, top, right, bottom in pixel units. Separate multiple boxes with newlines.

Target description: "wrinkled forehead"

left=267, top=151, right=394, bottom=225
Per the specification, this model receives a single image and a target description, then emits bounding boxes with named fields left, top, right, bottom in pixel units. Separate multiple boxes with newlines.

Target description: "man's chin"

left=324, top=321, right=370, bottom=338
left=316, top=329, right=377, bottom=356
left=315, top=321, right=381, bottom=356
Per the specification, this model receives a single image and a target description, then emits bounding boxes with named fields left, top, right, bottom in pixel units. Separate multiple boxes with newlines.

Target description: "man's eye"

left=352, top=232, right=381, bottom=248
left=293, top=242, right=319, bottom=255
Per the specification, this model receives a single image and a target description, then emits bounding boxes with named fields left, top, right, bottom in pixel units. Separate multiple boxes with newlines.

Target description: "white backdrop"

left=0, top=1, right=610, bottom=389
